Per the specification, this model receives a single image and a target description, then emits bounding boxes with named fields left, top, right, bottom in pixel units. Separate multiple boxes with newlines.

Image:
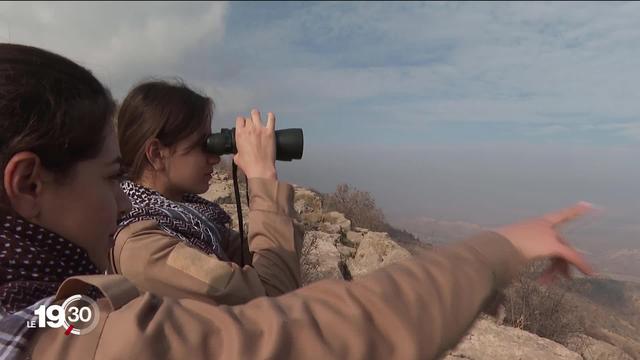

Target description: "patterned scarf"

left=0, top=213, right=100, bottom=313
left=118, top=181, right=231, bottom=260
left=0, top=213, right=100, bottom=359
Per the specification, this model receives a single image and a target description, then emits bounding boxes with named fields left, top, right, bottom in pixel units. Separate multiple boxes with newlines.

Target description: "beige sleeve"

left=245, top=177, right=303, bottom=295
left=112, top=220, right=267, bottom=305
left=100, top=232, right=527, bottom=360
left=111, top=178, right=302, bottom=305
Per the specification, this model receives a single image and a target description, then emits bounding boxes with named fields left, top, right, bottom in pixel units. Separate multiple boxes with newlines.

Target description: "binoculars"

left=206, top=128, right=304, bottom=161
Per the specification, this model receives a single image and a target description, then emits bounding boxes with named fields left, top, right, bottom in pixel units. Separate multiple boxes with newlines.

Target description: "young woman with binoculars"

left=113, top=80, right=303, bottom=305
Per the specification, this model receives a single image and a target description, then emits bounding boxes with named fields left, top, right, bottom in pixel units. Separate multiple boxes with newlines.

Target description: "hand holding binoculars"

left=206, top=128, right=303, bottom=161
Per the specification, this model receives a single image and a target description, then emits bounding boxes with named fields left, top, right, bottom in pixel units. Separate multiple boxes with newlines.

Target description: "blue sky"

left=2, top=1, right=640, bottom=256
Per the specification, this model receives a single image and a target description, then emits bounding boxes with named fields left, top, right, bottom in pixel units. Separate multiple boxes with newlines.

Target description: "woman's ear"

left=144, top=138, right=167, bottom=171
left=3, top=152, right=44, bottom=219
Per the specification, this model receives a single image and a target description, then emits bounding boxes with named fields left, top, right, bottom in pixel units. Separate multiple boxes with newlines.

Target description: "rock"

left=211, top=167, right=230, bottom=181
left=294, top=200, right=312, bottom=216
left=294, top=187, right=323, bottom=215
left=566, top=334, right=634, bottom=360
left=346, top=231, right=365, bottom=246
left=347, top=231, right=411, bottom=276
left=298, top=211, right=322, bottom=231
left=443, top=318, right=583, bottom=360
left=318, top=222, right=342, bottom=234
left=589, top=328, right=640, bottom=359
left=322, top=211, right=351, bottom=232
left=336, top=244, right=356, bottom=258
left=202, top=176, right=234, bottom=204
left=301, top=231, right=342, bottom=284
left=205, top=167, right=250, bottom=206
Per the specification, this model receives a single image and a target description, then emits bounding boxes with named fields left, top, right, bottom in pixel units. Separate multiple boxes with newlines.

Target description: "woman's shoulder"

left=110, top=219, right=192, bottom=287
left=115, top=219, right=164, bottom=239
left=112, top=220, right=178, bottom=270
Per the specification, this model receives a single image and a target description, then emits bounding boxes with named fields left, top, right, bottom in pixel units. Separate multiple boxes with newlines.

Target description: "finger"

left=243, top=116, right=253, bottom=128
left=251, top=109, right=262, bottom=128
left=555, top=235, right=585, bottom=278
left=266, top=112, right=276, bottom=131
left=543, top=201, right=593, bottom=226
left=236, top=116, right=246, bottom=129
left=555, top=244, right=593, bottom=276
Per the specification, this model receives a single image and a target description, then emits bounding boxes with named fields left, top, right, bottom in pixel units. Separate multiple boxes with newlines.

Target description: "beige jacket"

left=25, top=231, right=526, bottom=360
left=109, top=178, right=303, bottom=305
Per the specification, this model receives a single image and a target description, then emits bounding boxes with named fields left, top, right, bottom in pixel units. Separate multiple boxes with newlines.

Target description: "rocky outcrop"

left=318, top=211, right=351, bottom=234
left=204, top=169, right=415, bottom=285
left=293, top=186, right=323, bottom=216
left=291, top=185, right=410, bottom=282
left=443, top=318, right=582, bottom=360
left=203, top=170, right=235, bottom=204
left=566, top=334, right=634, bottom=360
left=301, top=231, right=343, bottom=283
left=346, top=230, right=410, bottom=276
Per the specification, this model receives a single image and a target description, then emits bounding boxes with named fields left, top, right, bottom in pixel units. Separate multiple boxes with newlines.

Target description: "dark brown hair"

left=0, top=43, right=116, bottom=205
left=116, top=79, right=213, bottom=181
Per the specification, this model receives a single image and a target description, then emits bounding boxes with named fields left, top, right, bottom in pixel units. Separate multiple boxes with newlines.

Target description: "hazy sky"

left=2, top=1, right=640, bottom=254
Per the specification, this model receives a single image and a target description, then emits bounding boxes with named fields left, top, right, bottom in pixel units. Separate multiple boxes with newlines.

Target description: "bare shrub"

left=503, top=262, right=586, bottom=345
left=323, top=184, right=387, bottom=232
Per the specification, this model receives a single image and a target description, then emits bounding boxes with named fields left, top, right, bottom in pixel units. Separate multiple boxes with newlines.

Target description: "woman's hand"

left=494, top=201, right=595, bottom=284
left=233, top=109, right=277, bottom=180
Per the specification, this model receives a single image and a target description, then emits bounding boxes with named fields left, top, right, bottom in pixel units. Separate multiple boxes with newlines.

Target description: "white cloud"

left=0, top=1, right=228, bottom=94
